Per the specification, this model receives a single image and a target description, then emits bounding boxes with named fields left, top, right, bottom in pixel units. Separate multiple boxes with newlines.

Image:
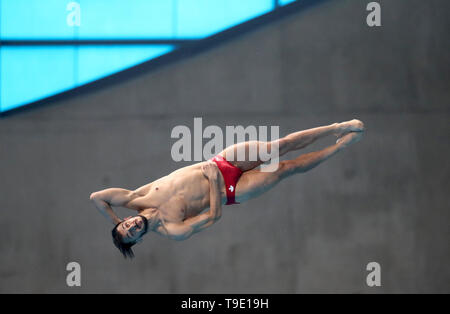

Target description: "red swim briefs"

left=210, top=154, right=243, bottom=205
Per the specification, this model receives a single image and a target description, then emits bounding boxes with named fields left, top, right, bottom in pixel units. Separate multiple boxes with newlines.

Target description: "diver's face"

left=118, top=216, right=146, bottom=243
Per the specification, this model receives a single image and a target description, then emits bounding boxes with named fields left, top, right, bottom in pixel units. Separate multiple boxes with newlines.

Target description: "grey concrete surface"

left=0, top=0, right=449, bottom=293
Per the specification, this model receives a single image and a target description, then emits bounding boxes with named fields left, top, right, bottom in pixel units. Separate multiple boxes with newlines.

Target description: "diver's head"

left=111, top=215, right=148, bottom=258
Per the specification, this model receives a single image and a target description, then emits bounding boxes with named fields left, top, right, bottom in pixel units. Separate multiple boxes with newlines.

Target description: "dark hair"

left=111, top=215, right=149, bottom=259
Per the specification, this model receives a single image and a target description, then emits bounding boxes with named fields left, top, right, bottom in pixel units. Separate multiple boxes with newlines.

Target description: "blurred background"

left=0, top=0, right=449, bottom=293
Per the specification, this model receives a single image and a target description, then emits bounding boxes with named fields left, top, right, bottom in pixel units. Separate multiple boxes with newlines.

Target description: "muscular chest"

left=142, top=164, right=225, bottom=221
left=144, top=182, right=185, bottom=222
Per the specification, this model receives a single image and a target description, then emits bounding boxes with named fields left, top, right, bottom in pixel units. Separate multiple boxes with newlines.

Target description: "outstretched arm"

left=89, top=188, right=138, bottom=225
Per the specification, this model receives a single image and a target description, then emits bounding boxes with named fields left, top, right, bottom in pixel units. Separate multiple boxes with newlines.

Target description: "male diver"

left=90, top=119, right=364, bottom=258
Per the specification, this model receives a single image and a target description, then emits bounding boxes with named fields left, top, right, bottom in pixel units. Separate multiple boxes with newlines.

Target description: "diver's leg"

left=220, top=119, right=364, bottom=172
left=277, top=119, right=364, bottom=155
left=281, top=132, right=363, bottom=176
left=235, top=132, right=363, bottom=202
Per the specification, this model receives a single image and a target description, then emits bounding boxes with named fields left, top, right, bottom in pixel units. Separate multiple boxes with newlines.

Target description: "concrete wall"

left=0, top=0, right=449, bottom=293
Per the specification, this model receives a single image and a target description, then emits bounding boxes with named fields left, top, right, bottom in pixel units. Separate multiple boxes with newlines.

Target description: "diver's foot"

left=335, top=119, right=365, bottom=137
left=336, top=131, right=363, bottom=148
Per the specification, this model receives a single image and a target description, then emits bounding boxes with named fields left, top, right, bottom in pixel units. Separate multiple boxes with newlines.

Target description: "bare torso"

left=131, top=162, right=228, bottom=223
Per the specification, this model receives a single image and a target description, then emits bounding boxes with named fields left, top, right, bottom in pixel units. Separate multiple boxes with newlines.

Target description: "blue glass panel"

left=0, top=0, right=76, bottom=39
left=0, top=45, right=173, bottom=112
left=77, top=45, right=173, bottom=85
left=176, top=0, right=274, bottom=38
left=1, top=0, right=174, bottom=39
left=78, top=1, right=174, bottom=39
left=279, top=0, right=297, bottom=5
left=0, top=0, right=283, bottom=112
left=0, top=46, right=75, bottom=112
left=2, top=0, right=275, bottom=40
left=1, top=0, right=283, bottom=40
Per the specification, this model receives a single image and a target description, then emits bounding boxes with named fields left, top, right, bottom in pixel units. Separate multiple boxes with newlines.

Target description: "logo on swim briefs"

left=171, top=118, right=279, bottom=172
left=229, top=185, right=234, bottom=192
